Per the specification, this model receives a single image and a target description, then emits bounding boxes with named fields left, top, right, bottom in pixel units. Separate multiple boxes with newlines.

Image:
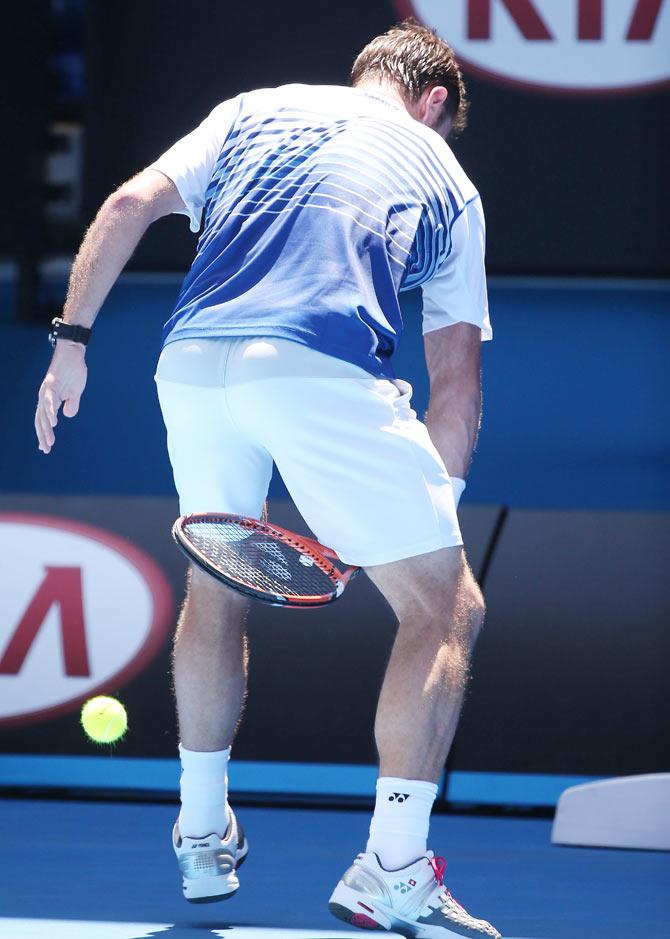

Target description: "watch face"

left=48, top=318, right=62, bottom=346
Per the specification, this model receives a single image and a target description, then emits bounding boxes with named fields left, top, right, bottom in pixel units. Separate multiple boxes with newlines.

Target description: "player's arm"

left=420, top=196, right=491, bottom=500
left=424, top=322, right=482, bottom=481
left=35, top=170, right=185, bottom=454
left=59, top=170, right=184, bottom=332
left=35, top=97, right=238, bottom=454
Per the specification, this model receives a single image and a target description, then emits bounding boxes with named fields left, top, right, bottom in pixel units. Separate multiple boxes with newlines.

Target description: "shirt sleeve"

left=147, top=97, right=240, bottom=232
left=420, top=196, right=492, bottom=341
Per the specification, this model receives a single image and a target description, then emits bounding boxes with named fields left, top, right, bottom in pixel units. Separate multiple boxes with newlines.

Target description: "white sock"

left=366, top=776, right=438, bottom=870
left=178, top=744, right=230, bottom=839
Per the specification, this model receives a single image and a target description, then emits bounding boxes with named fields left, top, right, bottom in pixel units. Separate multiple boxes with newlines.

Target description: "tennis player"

left=35, top=20, right=499, bottom=939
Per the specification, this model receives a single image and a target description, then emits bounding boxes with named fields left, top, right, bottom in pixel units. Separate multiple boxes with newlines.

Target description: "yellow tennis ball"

left=80, top=695, right=128, bottom=744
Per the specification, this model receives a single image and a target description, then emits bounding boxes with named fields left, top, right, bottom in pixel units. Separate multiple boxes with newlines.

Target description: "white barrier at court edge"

left=552, top=774, right=670, bottom=850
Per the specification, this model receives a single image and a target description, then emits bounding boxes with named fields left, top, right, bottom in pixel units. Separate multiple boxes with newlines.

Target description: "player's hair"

left=351, top=19, right=469, bottom=135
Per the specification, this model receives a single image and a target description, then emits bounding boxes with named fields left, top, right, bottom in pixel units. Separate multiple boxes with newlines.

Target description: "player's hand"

left=35, top=341, right=88, bottom=454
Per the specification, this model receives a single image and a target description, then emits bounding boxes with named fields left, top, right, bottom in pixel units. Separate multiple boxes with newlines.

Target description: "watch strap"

left=49, top=317, right=92, bottom=347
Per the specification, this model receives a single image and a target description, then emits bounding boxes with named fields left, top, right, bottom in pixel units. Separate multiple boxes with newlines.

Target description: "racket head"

left=172, top=513, right=359, bottom=608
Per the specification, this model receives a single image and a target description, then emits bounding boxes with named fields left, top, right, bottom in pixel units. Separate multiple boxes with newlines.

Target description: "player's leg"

left=367, top=544, right=484, bottom=784
left=172, top=565, right=248, bottom=845
left=360, top=545, right=484, bottom=872
left=156, top=338, right=272, bottom=901
left=327, top=550, right=498, bottom=936
left=169, top=565, right=251, bottom=902
left=173, top=565, right=250, bottom=753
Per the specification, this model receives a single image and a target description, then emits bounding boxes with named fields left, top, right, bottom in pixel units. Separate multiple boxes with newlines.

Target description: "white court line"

left=0, top=921, right=171, bottom=939
left=0, top=926, right=360, bottom=939
left=0, top=922, right=542, bottom=939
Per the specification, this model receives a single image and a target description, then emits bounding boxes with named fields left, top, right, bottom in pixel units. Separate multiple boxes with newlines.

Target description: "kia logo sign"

left=396, top=0, right=670, bottom=94
left=0, top=515, right=173, bottom=727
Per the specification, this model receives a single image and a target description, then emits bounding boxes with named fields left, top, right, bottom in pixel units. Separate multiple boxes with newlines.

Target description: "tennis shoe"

left=329, top=850, right=501, bottom=939
left=173, top=807, right=248, bottom=903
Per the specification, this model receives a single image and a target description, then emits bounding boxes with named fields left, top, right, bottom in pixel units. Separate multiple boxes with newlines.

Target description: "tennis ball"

left=80, top=695, right=128, bottom=744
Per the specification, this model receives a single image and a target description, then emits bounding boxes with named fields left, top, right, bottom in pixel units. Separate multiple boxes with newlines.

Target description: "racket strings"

left=183, top=520, right=337, bottom=598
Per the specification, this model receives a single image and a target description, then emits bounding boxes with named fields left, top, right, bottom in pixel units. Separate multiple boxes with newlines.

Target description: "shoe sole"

left=187, top=890, right=236, bottom=905
left=183, top=838, right=248, bottom=904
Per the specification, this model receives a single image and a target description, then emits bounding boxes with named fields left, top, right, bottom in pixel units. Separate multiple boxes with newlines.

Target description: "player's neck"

left=353, top=80, right=407, bottom=112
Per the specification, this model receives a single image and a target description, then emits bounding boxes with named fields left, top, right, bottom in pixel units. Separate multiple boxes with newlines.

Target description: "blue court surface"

left=0, top=798, right=667, bottom=939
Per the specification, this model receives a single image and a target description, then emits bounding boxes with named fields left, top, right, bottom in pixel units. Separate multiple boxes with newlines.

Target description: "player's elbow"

left=104, top=186, right=153, bottom=220
left=104, top=174, right=165, bottom=224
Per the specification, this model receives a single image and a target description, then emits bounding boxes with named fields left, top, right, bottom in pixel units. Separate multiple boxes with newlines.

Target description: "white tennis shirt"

left=150, top=83, right=491, bottom=379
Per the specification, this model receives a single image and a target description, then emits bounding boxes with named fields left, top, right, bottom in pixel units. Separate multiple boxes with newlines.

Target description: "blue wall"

left=3, top=279, right=669, bottom=510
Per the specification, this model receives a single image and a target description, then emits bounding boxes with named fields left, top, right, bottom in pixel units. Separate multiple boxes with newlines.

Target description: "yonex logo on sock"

left=388, top=792, right=410, bottom=802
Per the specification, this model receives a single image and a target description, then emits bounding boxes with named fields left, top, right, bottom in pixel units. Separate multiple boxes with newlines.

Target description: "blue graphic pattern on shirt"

left=162, top=86, right=476, bottom=378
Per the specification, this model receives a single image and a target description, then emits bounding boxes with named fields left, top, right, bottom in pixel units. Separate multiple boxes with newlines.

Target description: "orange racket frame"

left=172, top=513, right=360, bottom=607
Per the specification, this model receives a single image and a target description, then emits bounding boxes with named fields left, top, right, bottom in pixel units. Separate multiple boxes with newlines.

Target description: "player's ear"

left=428, top=86, right=448, bottom=107
left=425, top=85, right=448, bottom=120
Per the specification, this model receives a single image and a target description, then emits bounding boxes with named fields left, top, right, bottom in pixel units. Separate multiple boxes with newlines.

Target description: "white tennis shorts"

left=155, top=337, right=462, bottom=567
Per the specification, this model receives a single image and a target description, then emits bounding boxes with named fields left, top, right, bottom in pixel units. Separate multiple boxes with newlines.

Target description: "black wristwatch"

left=48, top=317, right=92, bottom=348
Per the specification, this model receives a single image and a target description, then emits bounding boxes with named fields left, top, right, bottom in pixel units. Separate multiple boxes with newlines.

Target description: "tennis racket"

left=172, top=513, right=360, bottom=607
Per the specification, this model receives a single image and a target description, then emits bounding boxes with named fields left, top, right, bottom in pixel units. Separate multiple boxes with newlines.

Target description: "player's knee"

left=423, top=564, right=485, bottom=646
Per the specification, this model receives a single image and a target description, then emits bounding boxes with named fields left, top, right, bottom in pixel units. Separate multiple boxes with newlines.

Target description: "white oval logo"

left=398, top=0, right=670, bottom=94
left=0, top=514, right=173, bottom=727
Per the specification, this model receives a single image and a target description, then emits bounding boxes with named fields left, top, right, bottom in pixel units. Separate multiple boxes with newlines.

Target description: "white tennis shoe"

left=173, top=808, right=248, bottom=903
left=329, top=851, right=501, bottom=939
